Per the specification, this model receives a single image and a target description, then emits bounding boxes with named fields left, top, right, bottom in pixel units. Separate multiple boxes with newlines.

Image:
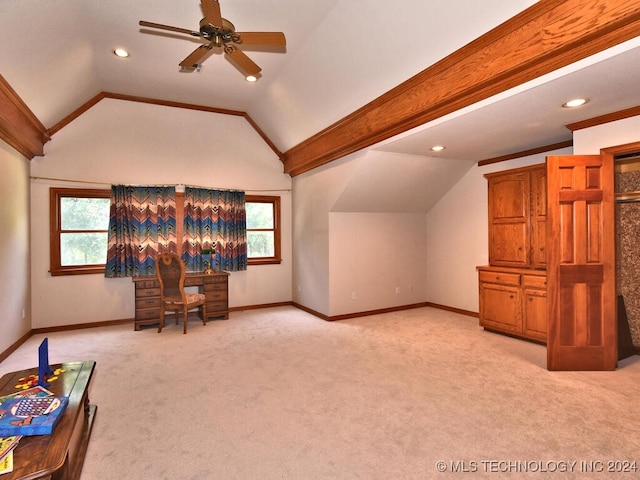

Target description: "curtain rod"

left=29, top=175, right=291, bottom=193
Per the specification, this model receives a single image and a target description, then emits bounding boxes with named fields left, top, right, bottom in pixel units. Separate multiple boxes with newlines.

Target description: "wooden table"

left=0, top=360, right=97, bottom=480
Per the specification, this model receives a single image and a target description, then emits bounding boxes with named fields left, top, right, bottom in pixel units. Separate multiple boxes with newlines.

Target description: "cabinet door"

left=479, top=283, right=522, bottom=334
left=530, top=167, right=547, bottom=268
left=523, top=288, right=547, bottom=342
left=488, top=172, right=530, bottom=266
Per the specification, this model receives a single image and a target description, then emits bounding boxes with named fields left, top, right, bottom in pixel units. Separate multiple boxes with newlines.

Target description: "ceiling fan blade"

left=201, top=0, right=223, bottom=27
left=225, top=48, right=261, bottom=77
left=234, top=32, right=286, bottom=46
left=139, top=20, right=201, bottom=38
left=179, top=44, right=212, bottom=68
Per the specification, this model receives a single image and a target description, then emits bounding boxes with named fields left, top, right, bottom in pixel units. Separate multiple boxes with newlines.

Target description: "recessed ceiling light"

left=430, top=145, right=446, bottom=152
left=114, top=48, right=129, bottom=58
left=246, top=75, right=257, bottom=82
left=562, top=98, right=589, bottom=108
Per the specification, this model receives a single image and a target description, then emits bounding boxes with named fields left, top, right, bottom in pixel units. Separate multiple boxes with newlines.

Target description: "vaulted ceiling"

left=2, top=0, right=640, bottom=175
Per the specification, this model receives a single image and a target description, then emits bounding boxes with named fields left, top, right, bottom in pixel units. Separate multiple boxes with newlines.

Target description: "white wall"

left=425, top=146, right=573, bottom=313
left=0, top=141, right=31, bottom=352
left=29, top=99, right=292, bottom=329
left=573, top=116, right=640, bottom=154
left=292, top=154, right=360, bottom=315
left=329, top=212, right=427, bottom=315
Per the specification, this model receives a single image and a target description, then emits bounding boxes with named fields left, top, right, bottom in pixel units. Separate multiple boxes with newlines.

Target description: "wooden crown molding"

left=0, top=74, right=49, bottom=159
left=45, top=92, right=283, bottom=158
left=282, top=0, right=640, bottom=176
left=478, top=140, right=574, bottom=166
left=566, top=105, right=640, bottom=131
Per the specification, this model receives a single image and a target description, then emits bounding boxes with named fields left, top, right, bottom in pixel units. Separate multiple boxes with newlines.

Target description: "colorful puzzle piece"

left=14, top=369, right=65, bottom=390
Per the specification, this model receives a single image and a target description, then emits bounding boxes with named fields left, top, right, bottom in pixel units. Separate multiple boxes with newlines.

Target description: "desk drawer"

left=135, top=287, right=160, bottom=298
left=204, top=283, right=227, bottom=293
left=206, top=290, right=227, bottom=301
left=204, top=275, right=227, bottom=284
left=135, top=297, right=161, bottom=309
left=135, top=280, right=159, bottom=289
left=207, top=300, right=228, bottom=312
left=136, top=308, right=160, bottom=320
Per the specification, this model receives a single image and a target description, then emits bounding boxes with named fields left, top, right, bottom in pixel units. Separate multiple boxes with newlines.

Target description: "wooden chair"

left=156, top=253, right=207, bottom=334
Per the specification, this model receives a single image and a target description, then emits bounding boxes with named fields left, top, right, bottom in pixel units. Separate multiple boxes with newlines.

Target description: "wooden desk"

left=0, top=360, right=96, bottom=480
left=133, top=271, right=229, bottom=330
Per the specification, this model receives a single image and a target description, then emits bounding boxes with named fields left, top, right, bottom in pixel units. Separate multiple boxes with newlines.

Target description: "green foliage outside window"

left=246, top=200, right=276, bottom=258
left=60, top=197, right=110, bottom=266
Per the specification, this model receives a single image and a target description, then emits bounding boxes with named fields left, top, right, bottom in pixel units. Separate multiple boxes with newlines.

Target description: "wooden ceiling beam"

left=282, top=0, right=640, bottom=176
left=0, top=75, right=49, bottom=159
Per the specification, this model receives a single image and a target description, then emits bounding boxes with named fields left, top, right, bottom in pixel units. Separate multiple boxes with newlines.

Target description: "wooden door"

left=546, top=155, right=616, bottom=370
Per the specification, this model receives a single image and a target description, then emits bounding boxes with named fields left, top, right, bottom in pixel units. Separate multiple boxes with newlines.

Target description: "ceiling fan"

left=139, top=0, right=286, bottom=79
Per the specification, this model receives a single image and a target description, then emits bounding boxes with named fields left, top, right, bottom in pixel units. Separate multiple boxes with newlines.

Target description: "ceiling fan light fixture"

left=562, top=97, right=589, bottom=108
left=114, top=48, right=130, bottom=58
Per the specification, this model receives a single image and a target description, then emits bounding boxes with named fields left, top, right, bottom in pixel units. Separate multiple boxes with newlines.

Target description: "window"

left=50, top=189, right=281, bottom=275
left=50, top=188, right=111, bottom=276
left=246, top=195, right=281, bottom=265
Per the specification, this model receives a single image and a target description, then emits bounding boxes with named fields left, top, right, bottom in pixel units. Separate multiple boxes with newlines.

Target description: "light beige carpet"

left=1, top=306, right=640, bottom=479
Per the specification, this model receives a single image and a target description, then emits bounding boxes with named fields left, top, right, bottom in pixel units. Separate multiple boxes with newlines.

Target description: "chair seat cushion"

left=164, top=293, right=206, bottom=305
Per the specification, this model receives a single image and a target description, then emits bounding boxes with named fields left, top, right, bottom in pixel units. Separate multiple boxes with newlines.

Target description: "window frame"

left=246, top=195, right=282, bottom=266
left=49, top=187, right=111, bottom=276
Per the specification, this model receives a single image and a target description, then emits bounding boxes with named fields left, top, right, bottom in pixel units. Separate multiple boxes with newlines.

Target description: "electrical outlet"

left=395, top=286, right=400, bottom=294
left=22, top=309, right=26, bottom=319
left=352, top=291, right=357, bottom=301
left=297, top=285, right=301, bottom=293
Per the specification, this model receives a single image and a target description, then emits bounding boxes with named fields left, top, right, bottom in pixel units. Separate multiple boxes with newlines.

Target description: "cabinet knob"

left=509, top=295, right=514, bottom=299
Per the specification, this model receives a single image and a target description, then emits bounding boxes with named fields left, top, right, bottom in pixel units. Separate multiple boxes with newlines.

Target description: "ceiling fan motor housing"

left=199, top=18, right=236, bottom=43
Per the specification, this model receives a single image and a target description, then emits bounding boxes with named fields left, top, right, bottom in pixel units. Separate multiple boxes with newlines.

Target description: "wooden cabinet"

left=485, top=164, right=546, bottom=268
left=133, top=272, right=229, bottom=330
left=479, top=163, right=547, bottom=343
left=478, top=266, right=547, bottom=342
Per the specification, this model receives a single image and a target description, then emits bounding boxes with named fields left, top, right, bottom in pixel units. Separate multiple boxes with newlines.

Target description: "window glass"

left=246, top=196, right=281, bottom=265
left=50, top=188, right=111, bottom=275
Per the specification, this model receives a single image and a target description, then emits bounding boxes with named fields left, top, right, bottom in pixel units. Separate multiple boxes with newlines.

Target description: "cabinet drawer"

left=522, top=274, right=547, bottom=289
left=479, top=271, right=520, bottom=286
left=135, top=287, right=161, bottom=298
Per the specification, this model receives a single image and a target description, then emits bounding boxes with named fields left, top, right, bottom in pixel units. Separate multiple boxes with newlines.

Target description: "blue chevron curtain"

left=104, top=185, right=177, bottom=277
left=183, top=187, right=247, bottom=272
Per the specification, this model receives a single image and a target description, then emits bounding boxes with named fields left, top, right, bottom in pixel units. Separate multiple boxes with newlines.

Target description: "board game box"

left=0, top=396, right=69, bottom=436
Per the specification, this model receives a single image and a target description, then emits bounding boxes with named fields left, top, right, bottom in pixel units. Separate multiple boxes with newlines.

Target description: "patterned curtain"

left=105, top=185, right=177, bottom=277
left=183, top=187, right=247, bottom=272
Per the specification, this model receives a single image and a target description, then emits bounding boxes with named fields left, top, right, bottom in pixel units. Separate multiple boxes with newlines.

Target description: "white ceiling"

left=1, top=0, right=640, bottom=164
